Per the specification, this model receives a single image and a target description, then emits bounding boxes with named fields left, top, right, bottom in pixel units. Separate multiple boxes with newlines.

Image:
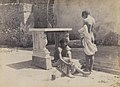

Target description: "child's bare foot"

left=67, top=73, right=75, bottom=78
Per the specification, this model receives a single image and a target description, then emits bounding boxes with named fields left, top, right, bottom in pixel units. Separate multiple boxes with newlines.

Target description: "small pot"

left=51, top=74, right=56, bottom=80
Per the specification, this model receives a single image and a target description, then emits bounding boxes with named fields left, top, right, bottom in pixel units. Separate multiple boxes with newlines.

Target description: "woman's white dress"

left=78, top=25, right=97, bottom=55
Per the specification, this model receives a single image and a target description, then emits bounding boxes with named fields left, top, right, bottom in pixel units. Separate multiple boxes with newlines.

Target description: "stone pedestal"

left=31, top=31, right=51, bottom=69
left=30, top=28, right=72, bottom=70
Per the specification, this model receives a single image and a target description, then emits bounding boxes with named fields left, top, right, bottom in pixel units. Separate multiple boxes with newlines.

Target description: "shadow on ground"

left=7, top=60, right=44, bottom=70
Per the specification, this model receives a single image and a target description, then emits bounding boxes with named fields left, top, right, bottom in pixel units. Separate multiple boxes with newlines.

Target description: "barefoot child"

left=78, top=11, right=97, bottom=72
left=54, top=38, right=90, bottom=78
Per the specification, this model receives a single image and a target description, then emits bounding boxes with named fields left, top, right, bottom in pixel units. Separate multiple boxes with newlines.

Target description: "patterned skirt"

left=56, top=57, right=77, bottom=75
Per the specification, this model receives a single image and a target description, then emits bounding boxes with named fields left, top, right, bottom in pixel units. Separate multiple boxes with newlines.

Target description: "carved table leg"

left=32, top=31, right=52, bottom=69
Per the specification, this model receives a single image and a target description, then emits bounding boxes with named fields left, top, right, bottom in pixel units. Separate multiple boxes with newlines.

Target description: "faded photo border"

left=0, top=0, right=120, bottom=87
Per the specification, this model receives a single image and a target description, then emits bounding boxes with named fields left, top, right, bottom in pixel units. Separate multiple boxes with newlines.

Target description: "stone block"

left=32, top=56, right=52, bottom=70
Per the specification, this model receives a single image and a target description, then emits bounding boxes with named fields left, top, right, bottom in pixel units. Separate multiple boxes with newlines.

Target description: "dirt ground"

left=0, top=46, right=120, bottom=87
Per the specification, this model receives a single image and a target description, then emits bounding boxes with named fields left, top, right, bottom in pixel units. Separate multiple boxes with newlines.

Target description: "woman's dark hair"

left=59, top=38, right=68, bottom=45
left=82, top=11, right=90, bottom=17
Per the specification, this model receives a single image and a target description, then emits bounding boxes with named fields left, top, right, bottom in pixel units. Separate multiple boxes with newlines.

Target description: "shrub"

left=102, top=31, right=119, bottom=46
left=0, top=22, right=33, bottom=47
left=68, top=40, right=83, bottom=48
left=69, top=33, right=80, bottom=40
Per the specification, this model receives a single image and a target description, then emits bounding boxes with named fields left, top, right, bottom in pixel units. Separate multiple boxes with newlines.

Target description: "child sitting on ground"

left=53, top=38, right=90, bottom=78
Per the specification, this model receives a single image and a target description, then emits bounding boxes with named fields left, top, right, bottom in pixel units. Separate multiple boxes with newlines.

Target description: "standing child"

left=78, top=11, right=97, bottom=72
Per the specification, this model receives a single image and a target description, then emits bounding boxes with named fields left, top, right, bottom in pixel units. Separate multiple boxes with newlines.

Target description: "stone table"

left=29, top=28, right=72, bottom=70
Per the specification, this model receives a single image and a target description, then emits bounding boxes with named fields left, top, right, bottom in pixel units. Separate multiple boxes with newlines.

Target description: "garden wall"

left=54, top=0, right=120, bottom=45
left=0, top=0, right=120, bottom=46
left=0, top=3, right=24, bottom=46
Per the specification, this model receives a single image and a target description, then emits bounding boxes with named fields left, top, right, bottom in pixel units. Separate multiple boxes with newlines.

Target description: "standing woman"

left=78, top=11, right=97, bottom=72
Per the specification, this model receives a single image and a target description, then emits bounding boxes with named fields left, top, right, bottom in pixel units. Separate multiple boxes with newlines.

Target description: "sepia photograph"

left=0, top=0, right=120, bottom=87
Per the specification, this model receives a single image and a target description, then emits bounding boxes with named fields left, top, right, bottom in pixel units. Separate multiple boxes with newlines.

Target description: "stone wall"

left=54, top=0, right=120, bottom=44
left=0, top=0, right=49, bottom=47
left=0, top=0, right=18, bottom=3
left=0, top=0, right=120, bottom=46
left=0, top=3, right=24, bottom=46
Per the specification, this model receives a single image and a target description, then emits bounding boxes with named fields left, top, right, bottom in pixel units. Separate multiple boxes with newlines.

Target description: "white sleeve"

left=78, top=27, right=84, bottom=34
